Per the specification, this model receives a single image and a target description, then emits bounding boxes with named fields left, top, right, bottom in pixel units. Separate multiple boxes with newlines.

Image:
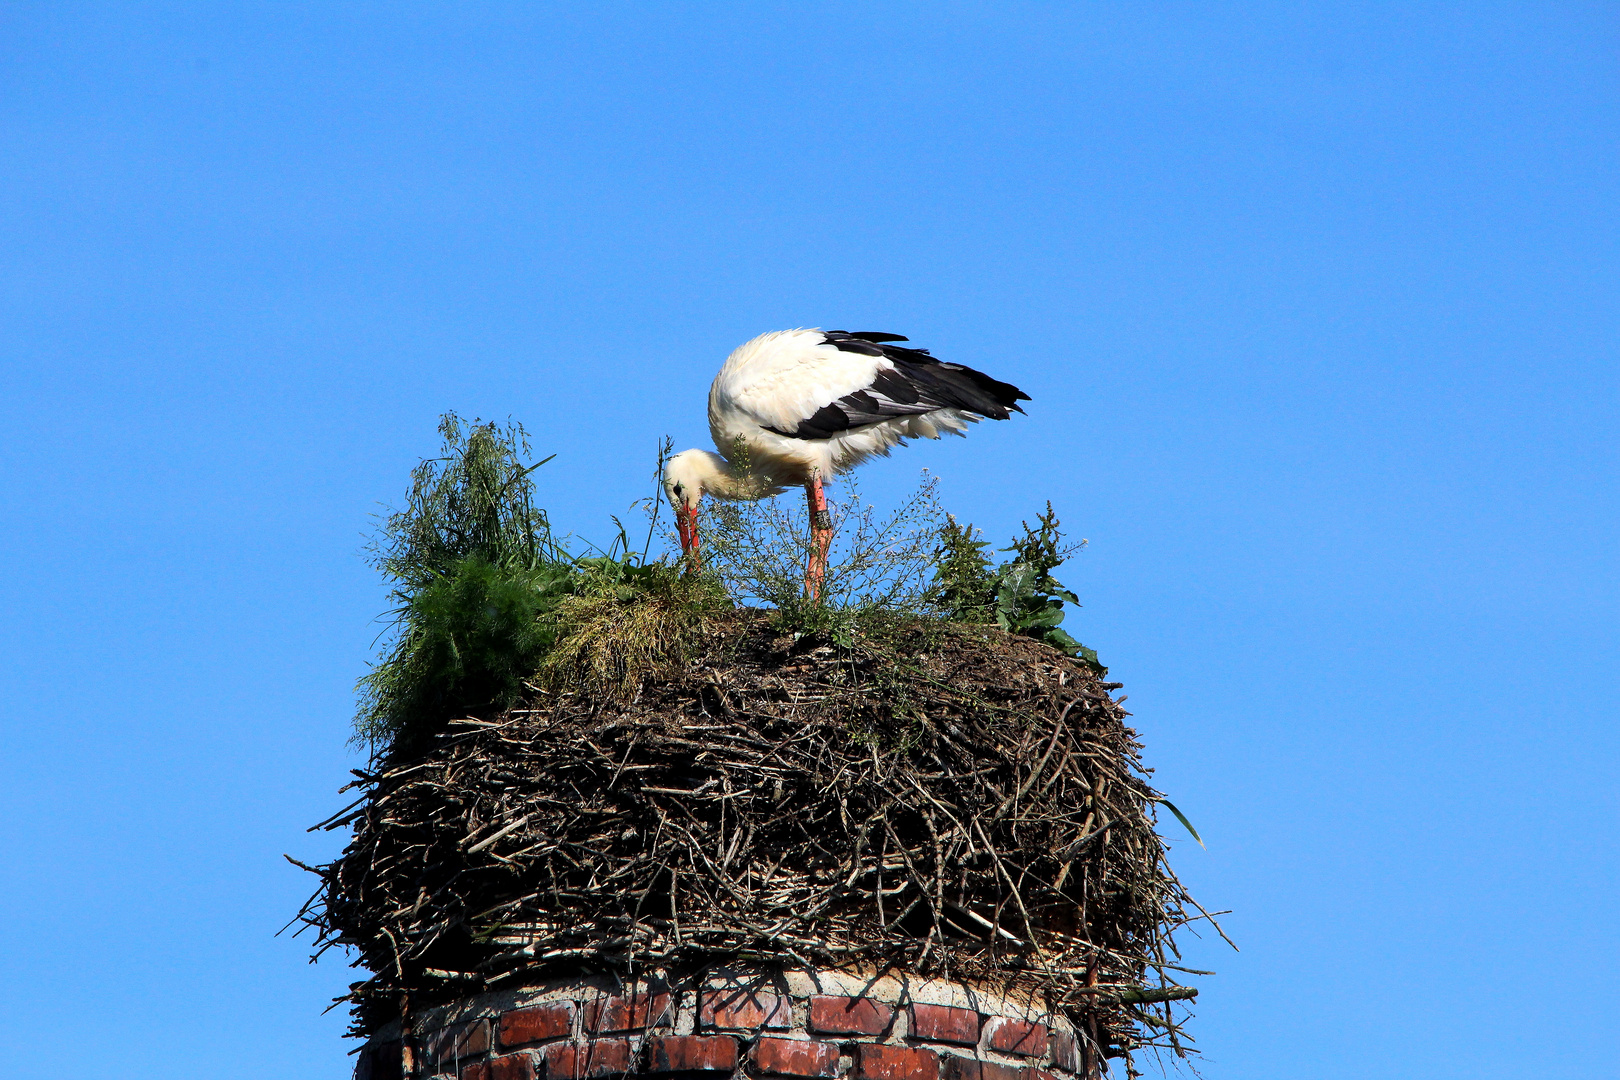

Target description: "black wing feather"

left=767, top=331, right=1031, bottom=440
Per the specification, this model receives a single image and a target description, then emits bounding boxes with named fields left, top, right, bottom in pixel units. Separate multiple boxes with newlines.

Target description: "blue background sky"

left=2, top=3, right=1616, bottom=1076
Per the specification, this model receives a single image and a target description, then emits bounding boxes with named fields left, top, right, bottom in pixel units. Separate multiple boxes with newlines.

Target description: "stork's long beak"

left=675, top=504, right=701, bottom=569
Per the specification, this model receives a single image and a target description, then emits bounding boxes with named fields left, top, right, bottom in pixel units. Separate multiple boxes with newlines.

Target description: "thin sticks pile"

left=294, top=613, right=1215, bottom=1067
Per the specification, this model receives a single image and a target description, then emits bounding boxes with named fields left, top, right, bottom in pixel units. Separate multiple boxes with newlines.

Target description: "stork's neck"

left=701, top=451, right=777, bottom=500
left=671, top=449, right=782, bottom=503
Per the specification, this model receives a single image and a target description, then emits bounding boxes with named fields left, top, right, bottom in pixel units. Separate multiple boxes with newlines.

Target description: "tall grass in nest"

left=535, top=553, right=728, bottom=702
left=530, top=439, right=730, bottom=702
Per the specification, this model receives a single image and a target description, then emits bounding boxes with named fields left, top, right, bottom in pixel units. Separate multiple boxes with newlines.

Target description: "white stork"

left=664, top=328, right=1030, bottom=599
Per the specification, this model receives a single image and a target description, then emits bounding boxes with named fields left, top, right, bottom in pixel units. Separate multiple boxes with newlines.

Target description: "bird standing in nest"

left=664, top=328, right=1030, bottom=599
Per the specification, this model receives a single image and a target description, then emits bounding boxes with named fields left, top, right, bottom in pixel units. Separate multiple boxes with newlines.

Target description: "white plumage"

left=665, top=327, right=1029, bottom=596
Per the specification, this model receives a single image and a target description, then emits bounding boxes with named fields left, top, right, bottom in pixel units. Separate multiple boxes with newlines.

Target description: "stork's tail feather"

left=910, top=359, right=1030, bottom=419
left=823, top=329, right=1030, bottom=421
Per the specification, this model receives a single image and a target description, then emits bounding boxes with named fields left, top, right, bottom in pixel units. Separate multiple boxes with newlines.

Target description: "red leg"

left=676, top=504, right=701, bottom=571
left=803, top=475, right=832, bottom=601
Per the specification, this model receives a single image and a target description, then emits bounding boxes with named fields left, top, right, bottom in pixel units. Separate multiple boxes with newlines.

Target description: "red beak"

left=676, top=504, right=700, bottom=565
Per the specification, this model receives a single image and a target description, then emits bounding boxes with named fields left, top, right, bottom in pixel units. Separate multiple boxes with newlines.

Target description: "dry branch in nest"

left=293, top=611, right=1217, bottom=1069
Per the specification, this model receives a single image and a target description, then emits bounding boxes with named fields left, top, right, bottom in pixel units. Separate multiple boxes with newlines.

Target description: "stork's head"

left=664, top=447, right=780, bottom=511
left=666, top=448, right=726, bottom=560
left=663, top=448, right=717, bottom=514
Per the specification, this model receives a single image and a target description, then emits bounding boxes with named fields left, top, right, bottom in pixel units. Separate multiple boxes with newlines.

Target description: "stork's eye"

left=673, top=483, right=686, bottom=498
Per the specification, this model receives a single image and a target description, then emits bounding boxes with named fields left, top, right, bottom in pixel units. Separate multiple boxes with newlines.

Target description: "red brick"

left=856, top=1044, right=940, bottom=1080
left=584, top=991, right=671, bottom=1034
left=501, top=1003, right=577, bottom=1048
left=1026, top=1070, right=1058, bottom=1080
left=489, top=1053, right=538, bottom=1080
left=699, top=988, right=791, bottom=1030
left=645, top=1035, right=740, bottom=1073
left=542, top=1039, right=633, bottom=1079
left=908, top=1004, right=980, bottom=1047
left=1047, top=1032, right=1078, bottom=1074
left=751, top=1037, right=842, bottom=1078
left=984, top=1019, right=1047, bottom=1058
left=431, top=1019, right=494, bottom=1061
left=461, top=1063, right=490, bottom=1080
left=940, top=1056, right=1023, bottom=1080
left=808, top=995, right=893, bottom=1036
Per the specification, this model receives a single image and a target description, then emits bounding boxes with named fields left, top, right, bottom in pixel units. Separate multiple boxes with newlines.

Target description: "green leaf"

left=1024, top=605, right=1064, bottom=629
left=1153, top=797, right=1205, bottom=848
left=1044, top=627, right=1081, bottom=652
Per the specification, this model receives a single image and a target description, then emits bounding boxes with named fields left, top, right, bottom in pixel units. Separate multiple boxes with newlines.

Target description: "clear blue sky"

left=1, top=4, right=1615, bottom=1077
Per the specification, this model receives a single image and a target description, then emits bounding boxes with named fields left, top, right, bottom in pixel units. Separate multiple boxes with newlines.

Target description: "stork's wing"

left=766, top=331, right=1030, bottom=441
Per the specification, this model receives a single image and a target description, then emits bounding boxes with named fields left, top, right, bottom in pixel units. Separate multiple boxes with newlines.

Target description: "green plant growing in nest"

left=698, top=467, right=948, bottom=644
left=934, top=513, right=997, bottom=616
left=933, top=503, right=1102, bottom=669
left=357, top=423, right=731, bottom=750
left=535, top=522, right=729, bottom=701
left=692, top=454, right=1099, bottom=666
left=356, top=413, right=1101, bottom=753
left=355, top=414, right=577, bottom=750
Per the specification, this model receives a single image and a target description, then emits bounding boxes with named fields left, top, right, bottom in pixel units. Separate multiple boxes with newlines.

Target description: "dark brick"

left=984, top=1019, right=1047, bottom=1058
left=940, top=1056, right=1023, bottom=1080
left=699, top=988, right=791, bottom=1030
left=808, top=995, right=893, bottom=1036
left=542, top=1039, right=634, bottom=1079
left=1026, top=1070, right=1058, bottom=1080
left=855, top=1044, right=940, bottom=1080
left=752, top=1037, right=842, bottom=1078
left=460, top=1063, right=490, bottom=1080
left=645, top=1035, right=740, bottom=1073
left=489, top=1053, right=537, bottom=1080
left=908, top=1005, right=980, bottom=1047
left=1047, top=1032, right=1079, bottom=1074
left=501, top=1003, right=577, bottom=1048
left=360, top=1041, right=403, bottom=1080
left=584, top=991, right=671, bottom=1034
left=431, top=1020, right=494, bottom=1061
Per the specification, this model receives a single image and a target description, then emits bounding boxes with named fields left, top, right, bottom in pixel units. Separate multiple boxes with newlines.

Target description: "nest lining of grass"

left=296, top=609, right=1213, bottom=1067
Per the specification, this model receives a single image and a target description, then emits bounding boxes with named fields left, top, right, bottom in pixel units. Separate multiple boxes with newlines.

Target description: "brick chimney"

left=357, top=968, right=1082, bottom=1080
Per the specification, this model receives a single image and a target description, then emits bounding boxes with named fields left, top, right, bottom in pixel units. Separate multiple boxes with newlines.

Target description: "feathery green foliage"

left=357, top=419, right=725, bottom=751
left=359, top=558, right=573, bottom=747
left=355, top=415, right=575, bottom=750
left=369, top=414, right=563, bottom=588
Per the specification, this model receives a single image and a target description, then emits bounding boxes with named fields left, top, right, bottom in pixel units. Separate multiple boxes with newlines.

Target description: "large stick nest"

left=295, top=611, right=1213, bottom=1064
